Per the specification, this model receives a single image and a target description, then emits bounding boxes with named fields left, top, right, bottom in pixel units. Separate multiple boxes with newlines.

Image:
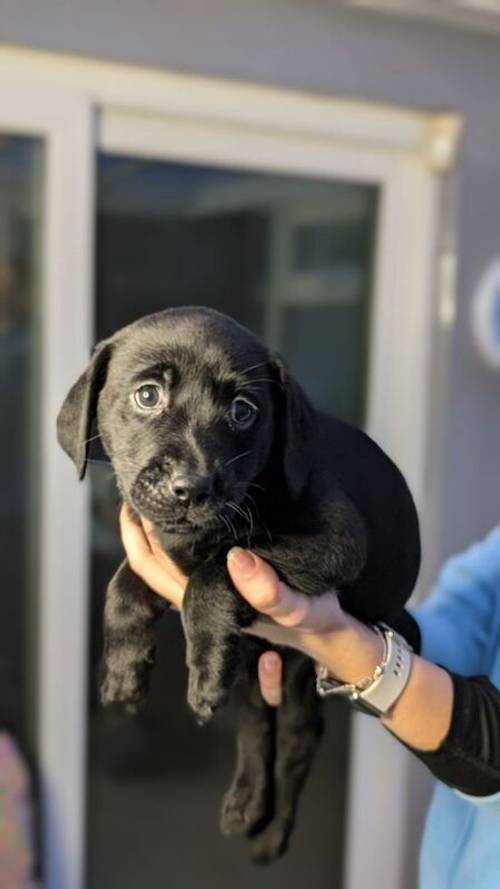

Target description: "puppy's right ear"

left=269, top=353, right=316, bottom=500
left=57, top=339, right=113, bottom=480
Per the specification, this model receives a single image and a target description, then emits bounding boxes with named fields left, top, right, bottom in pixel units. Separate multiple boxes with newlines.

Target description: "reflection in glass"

left=88, top=154, right=378, bottom=889
left=0, top=135, right=43, bottom=754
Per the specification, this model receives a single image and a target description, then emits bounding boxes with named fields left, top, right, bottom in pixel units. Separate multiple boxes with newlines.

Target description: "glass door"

left=0, top=133, right=44, bottom=880
left=86, top=154, right=378, bottom=889
left=0, top=134, right=43, bottom=749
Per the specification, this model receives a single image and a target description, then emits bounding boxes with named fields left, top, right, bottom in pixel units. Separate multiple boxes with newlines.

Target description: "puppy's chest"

left=156, top=532, right=223, bottom=576
left=156, top=496, right=358, bottom=591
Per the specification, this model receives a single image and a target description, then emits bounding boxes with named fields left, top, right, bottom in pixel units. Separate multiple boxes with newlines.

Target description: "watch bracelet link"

left=316, top=622, right=413, bottom=717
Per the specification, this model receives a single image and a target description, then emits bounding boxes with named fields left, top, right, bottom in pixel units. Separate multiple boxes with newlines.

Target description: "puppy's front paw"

left=187, top=663, right=228, bottom=724
left=100, top=664, right=147, bottom=712
left=185, top=632, right=239, bottom=723
left=182, top=571, right=242, bottom=723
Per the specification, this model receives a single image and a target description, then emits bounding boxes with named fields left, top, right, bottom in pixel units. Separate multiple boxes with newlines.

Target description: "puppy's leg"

left=221, top=642, right=275, bottom=838
left=100, top=559, right=167, bottom=710
left=251, top=651, right=323, bottom=864
left=181, top=561, right=254, bottom=723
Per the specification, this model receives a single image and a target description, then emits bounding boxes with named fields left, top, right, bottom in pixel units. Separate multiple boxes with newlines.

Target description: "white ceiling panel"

left=346, top=0, right=500, bottom=34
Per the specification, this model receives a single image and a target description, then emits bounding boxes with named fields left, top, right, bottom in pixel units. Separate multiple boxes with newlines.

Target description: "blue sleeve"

left=411, top=527, right=500, bottom=675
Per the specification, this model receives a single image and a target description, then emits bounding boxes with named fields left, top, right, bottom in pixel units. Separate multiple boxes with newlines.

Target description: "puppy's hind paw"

left=250, top=821, right=291, bottom=865
left=220, top=782, right=269, bottom=837
left=100, top=666, right=147, bottom=712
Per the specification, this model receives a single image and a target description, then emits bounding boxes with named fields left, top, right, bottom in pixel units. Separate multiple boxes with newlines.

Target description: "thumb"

left=227, top=546, right=323, bottom=629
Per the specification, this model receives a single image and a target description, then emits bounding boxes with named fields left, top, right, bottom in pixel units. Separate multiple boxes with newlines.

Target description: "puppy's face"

left=57, top=308, right=314, bottom=529
left=91, top=311, right=277, bottom=532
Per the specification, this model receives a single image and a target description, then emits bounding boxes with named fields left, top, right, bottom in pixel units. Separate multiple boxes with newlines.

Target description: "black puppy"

left=57, top=306, right=420, bottom=862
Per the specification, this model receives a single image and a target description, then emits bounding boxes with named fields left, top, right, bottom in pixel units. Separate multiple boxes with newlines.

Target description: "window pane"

left=88, top=154, right=378, bottom=888
left=0, top=135, right=43, bottom=754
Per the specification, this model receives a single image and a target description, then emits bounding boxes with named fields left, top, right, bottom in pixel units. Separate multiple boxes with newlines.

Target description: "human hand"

left=119, top=506, right=284, bottom=706
left=226, top=547, right=384, bottom=686
left=226, top=547, right=349, bottom=660
left=119, top=511, right=452, bottom=750
left=119, top=504, right=188, bottom=610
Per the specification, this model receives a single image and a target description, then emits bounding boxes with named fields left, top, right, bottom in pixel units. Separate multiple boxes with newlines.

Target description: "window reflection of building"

left=0, top=137, right=39, bottom=751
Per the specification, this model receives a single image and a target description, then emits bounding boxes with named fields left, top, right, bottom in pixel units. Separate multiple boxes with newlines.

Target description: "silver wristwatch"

left=316, top=623, right=413, bottom=717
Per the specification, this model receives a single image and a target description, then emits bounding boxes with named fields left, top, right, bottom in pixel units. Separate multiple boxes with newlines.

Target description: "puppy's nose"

left=169, top=473, right=212, bottom=505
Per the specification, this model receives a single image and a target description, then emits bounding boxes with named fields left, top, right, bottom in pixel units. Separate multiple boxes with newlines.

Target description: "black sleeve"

left=370, top=609, right=500, bottom=795
left=387, top=608, right=421, bottom=654
left=385, top=610, right=500, bottom=796
left=403, top=672, right=500, bottom=797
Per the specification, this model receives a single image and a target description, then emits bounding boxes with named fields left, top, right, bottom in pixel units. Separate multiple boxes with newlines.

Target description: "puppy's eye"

left=230, top=397, right=258, bottom=429
left=134, top=383, right=162, bottom=410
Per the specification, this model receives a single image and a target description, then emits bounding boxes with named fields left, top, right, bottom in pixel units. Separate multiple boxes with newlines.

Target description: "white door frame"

left=0, top=80, right=94, bottom=889
left=0, top=47, right=461, bottom=889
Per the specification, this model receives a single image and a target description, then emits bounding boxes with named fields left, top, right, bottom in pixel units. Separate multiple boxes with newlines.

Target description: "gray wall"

left=2, top=0, right=500, bottom=562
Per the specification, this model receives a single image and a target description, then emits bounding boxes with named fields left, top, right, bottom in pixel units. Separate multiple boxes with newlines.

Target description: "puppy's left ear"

left=269, top=354, right=316, bottom=499
left=57, top=339, right=113, bottom=480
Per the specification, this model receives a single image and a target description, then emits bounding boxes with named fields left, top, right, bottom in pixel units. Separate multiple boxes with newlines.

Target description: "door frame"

left=0, top=47, right=461, bottom=889
left=0, top=79, right=94, bottom=889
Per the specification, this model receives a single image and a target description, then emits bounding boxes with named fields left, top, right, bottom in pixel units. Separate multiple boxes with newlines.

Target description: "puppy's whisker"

left=83, top=432, right=102, bottom=445
left=234, top=481, right=267, bottom=495
left=218, top=512, right=232, bottom=539
left=225, top=514, right=237, bottom=541
left=242, top=503, right=254, bottom=535
left=241, top=361, right=270, bottom=376
left=243, top=492, right=273, bottom=543
left=229, top=501, right=254, bottom=541
left=248, top=482, right=267, bottom=494
left=223, top=450, right=252, bottom=468
left=243, top=492, right=258, bottom=513
left=227, top=501, right=247, bottom=523
left=261, top=518, right=273, bottom=544
left=242, top=494, right=262, bottom=537
left=242, top=378, right=284, bottom=391
left=238, top=384, right=261, bottom=394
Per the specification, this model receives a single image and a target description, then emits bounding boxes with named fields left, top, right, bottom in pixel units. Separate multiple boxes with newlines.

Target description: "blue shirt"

left=413, top=526, right=500, bottom=889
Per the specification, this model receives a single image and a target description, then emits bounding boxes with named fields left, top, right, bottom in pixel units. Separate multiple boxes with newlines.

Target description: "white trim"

left=366, top=157, right=439, bottom=503
left=0, top=82, right=94, bottom=889
left=346, top=158, right=440, bottom=889
left=0, top=45, right=458, bottom=171
left=347, top=0, right=500, bottom=35
left=345, top=159, right=440, bottom=889
left=100, top=108, right=399, bottom=180
left=0, top=47, right=460, bottom=889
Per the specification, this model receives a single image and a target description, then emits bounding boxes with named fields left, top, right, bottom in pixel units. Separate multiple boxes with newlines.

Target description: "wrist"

left=314, top=615, right=384, bottom=686
left=382, top=657, right=454, bottom=750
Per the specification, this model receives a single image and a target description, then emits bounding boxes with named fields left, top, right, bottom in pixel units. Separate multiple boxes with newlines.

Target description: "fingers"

left=243, top=618, right=302, bottom=649
left=119, top=505, right=186, bottom=608
left=140, top=515, right=187, bottom=589
left=258, top=651, right=282, bottom=707
left=119, top=505, right=151, bottom=571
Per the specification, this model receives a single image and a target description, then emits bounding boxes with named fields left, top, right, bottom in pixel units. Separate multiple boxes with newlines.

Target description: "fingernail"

left=227, top=547, right=256, bottom=578
left=262, top=652, right=280, bottom=674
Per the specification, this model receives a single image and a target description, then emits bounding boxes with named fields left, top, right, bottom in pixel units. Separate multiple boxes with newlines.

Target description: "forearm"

left=313, top=615, right=453, bottom=751
left=315, top=614, right=500, bottom=796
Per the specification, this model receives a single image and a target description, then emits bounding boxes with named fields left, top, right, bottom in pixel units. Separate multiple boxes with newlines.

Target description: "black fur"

left=57, top=306, right=420, bottom=862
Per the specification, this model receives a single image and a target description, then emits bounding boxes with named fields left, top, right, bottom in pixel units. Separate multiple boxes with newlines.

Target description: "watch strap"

left=316, top=624, right=413, bottom=717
